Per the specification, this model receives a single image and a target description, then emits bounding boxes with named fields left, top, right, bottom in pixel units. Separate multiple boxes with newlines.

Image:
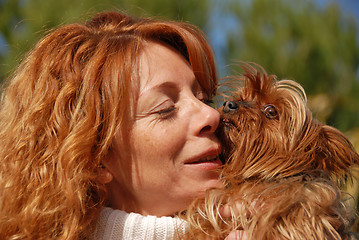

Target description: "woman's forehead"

left=137, top=42, right=197, bottom=93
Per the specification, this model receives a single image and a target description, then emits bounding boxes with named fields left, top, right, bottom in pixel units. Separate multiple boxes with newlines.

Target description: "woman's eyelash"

left=157, top=106, right=176, bottom=115
left=155, top=106, right=178, bottom=120
left=154, top=97, right=212, bottom=118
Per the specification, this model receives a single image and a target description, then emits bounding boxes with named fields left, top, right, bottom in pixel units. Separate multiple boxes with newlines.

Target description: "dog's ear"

left=314, top=124, right=359, bottom=179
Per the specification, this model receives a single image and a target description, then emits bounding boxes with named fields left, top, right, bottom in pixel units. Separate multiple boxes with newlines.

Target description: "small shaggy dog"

left=184, top=63, right=359, bottom=239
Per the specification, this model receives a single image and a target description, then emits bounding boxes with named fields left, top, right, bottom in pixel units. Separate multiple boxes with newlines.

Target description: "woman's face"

left=104, top=42, right=222, bottom=216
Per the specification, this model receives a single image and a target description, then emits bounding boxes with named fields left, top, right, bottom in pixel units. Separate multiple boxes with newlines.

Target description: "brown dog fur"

left=183, top=63, right=359, bottom=239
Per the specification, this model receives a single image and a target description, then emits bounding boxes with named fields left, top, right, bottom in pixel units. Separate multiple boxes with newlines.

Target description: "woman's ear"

left=97, top=166, right=114, bottom=184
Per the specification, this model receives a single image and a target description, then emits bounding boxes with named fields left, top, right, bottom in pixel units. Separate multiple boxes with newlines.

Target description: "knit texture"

left=92, top=208, right=187, bottom=240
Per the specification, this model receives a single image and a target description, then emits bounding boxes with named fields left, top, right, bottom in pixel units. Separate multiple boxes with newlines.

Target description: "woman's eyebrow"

left=140, top=81, right=179, bottom=97
left=154, top=81, right=179, bottom=91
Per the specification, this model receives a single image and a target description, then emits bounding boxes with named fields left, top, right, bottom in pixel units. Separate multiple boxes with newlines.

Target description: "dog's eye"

left=264, top=105, right=278, bottom=119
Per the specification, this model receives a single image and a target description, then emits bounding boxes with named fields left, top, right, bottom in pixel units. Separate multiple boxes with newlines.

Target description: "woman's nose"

left=194, top=102, right=220, bottom=135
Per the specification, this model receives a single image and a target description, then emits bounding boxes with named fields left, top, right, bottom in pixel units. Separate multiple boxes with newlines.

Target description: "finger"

left=224, top=230, right=247, bottom=240
left=219, top=202, right=245, bottom=218
left=220, top=204, right=232, bottom=218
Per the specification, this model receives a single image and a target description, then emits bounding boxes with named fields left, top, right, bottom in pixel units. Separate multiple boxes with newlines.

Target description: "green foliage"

left=0, top=0, right=209, bottom=81
left=221, top=0, right=359, bottom=132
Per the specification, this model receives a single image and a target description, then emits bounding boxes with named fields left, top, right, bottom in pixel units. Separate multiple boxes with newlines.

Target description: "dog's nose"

left=223, top=101, right=238, bottom=113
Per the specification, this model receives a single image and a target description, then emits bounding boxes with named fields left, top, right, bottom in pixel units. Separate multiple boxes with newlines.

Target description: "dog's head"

left=217, top=63, right=359, bottom=183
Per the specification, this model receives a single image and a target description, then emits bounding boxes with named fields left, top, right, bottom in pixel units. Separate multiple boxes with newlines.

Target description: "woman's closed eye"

left=156, top=106, right=176, bottom=115
left=151, top=100, right=177, bottom=119
left=155, top=106, right=177, bottom=120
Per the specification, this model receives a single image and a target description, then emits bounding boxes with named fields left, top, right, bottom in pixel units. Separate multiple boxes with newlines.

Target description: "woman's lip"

left=184, top=147, right=222, bottom=165
left=185, top=154, right=219, bottom=164
left=184, top=156, right=222, bottom=170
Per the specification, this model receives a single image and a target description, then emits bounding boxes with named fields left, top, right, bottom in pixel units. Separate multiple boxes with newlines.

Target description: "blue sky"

left=316, top=0, right=359, bottom=23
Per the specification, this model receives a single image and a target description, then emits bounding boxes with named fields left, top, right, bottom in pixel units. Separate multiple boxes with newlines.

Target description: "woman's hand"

left=224, top=230, right=247, bottom=240
left=220, top=202, right=251, bottom=240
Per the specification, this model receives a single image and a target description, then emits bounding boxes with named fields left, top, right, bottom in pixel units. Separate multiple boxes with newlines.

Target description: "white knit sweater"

left=92, top=208, right=188, bottom=240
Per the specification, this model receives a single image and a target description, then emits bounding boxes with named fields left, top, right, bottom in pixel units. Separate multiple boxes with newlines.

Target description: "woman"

left=0, top=11, right=233, bottom=239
